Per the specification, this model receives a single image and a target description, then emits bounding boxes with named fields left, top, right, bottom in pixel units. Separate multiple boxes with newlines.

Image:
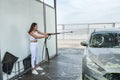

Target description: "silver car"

left=81, top=29, right=120, bottom=80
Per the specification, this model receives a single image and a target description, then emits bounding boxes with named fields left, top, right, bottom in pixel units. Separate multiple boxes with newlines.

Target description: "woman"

left=28, top=22, right=48, bottom=75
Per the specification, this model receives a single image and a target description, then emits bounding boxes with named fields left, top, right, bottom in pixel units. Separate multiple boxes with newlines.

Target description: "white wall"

left=0, top=0, right=56, bottom=79
left=0, top=0, right=31, bottom=79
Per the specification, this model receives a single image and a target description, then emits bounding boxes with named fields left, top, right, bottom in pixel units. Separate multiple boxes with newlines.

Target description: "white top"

left=29, top=31, right=43, bottom=41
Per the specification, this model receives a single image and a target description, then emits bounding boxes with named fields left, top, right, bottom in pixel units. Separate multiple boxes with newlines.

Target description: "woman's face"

left=34, top=25, right=38, bottom=30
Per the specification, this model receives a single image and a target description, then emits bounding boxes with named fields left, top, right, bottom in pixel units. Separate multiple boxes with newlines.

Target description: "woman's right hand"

left=45, top=35, right=48, bottom=38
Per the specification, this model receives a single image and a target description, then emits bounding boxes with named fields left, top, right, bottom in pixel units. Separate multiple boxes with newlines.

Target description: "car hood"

left=88, top=48, right=120, bottom=72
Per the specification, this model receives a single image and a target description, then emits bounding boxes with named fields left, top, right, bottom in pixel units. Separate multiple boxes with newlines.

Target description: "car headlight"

left=86, top=57, right=104, bottom=74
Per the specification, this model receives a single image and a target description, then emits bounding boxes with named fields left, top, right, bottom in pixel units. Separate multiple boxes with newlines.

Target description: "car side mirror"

left=81, top=41, right=88, bottom=46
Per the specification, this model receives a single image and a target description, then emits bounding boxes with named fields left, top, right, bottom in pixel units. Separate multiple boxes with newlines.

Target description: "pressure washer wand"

left=47, top=31, right=73, bottom=35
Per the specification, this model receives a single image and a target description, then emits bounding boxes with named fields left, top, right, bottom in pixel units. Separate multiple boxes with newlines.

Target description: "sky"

left=57, top=0, right=120, bottom=24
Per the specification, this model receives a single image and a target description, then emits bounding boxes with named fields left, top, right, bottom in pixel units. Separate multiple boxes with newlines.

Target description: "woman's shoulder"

left=29, top=31, right=34, bottom=35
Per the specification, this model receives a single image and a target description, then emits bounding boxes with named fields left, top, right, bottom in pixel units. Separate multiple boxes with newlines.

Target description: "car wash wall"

left=0, top=0, right=57, bottom=80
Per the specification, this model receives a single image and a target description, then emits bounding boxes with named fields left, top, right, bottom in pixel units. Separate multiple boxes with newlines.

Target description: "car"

left=81, top=28, right=120, bottom=80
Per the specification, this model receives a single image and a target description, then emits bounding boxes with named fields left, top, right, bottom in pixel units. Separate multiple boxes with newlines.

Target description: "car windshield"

left=89, top=31, right=120, bottom=48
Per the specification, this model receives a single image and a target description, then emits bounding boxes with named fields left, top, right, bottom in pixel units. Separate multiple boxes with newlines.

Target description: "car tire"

left=82, top=73, right=88, bottom=80
left=82, top=74, right=84, bottom=80
left=82, top=73, right=85, bottom=80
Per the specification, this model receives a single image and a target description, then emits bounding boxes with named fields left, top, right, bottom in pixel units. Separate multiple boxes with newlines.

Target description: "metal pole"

left=112, top=23, right=115, bottom=28
left=43, top=0, right=46, bottom=33
left=62, top=25, right=65, bottom=40
left=54, top=0, right=58, bottom=55
left=43, top=0, right=48, bottom=61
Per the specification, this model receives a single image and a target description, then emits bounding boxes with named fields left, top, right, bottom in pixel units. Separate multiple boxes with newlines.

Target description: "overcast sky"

left=57, top=0, right=120, bottom=24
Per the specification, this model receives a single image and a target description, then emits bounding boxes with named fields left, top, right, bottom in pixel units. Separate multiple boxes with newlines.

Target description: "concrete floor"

left=21, top=48, right=83, bottom=80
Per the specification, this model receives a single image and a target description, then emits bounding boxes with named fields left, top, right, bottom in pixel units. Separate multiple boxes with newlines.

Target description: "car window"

left=89, top=31, right=120, bottom=48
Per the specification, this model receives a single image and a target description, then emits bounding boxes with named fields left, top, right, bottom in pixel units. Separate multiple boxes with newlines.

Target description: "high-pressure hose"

left=42, top=31, right=73, bottom=61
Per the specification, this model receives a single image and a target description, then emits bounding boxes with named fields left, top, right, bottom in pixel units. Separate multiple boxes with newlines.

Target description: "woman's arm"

left=29, top=32, right=47, bottom=39
left=37, top=30, right=48, bottom=36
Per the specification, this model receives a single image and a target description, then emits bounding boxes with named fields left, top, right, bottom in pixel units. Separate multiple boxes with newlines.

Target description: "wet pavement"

left=21, top=48, right=83, bottom=80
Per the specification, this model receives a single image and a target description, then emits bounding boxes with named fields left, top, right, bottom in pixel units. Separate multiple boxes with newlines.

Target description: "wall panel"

left=45, top=6, right=56, bottom=57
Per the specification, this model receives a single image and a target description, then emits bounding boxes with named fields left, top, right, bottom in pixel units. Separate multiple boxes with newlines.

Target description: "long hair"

left=28, top=23, right=37, bottom=33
